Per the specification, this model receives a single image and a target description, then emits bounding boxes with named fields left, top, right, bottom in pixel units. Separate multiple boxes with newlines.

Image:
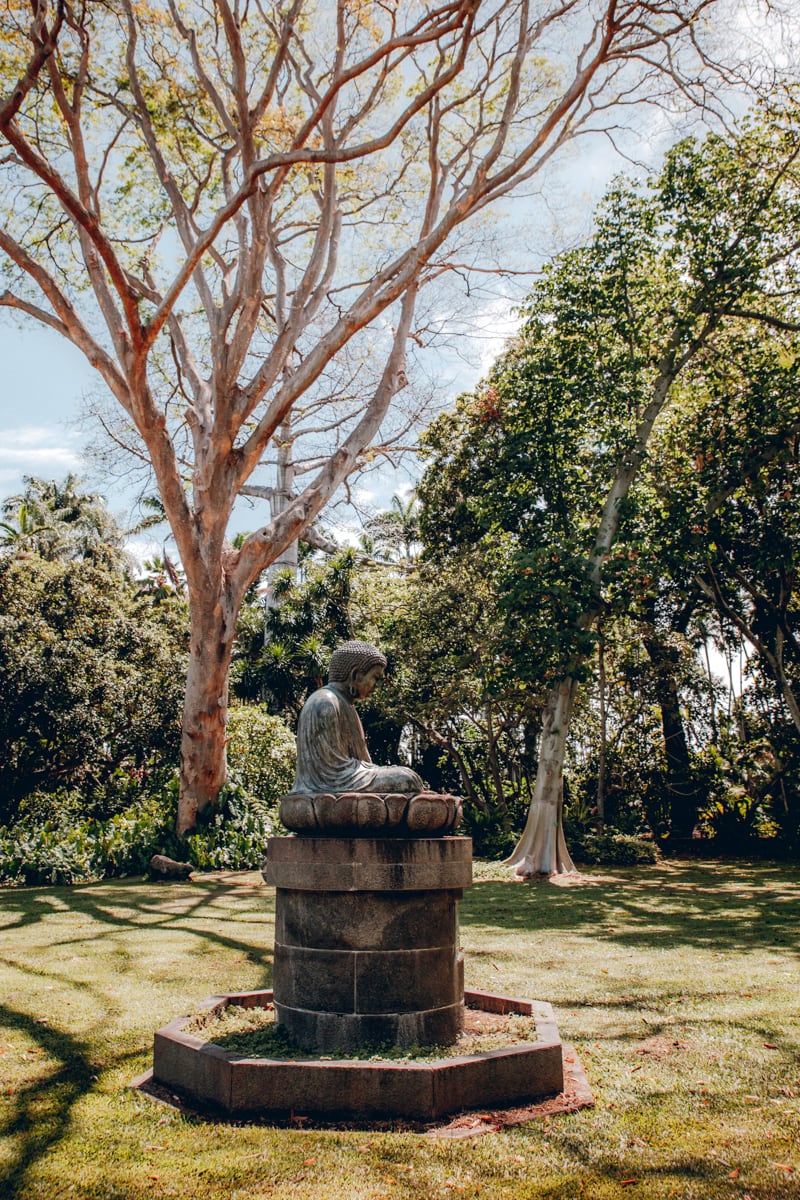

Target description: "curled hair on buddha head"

left=328, top=640, right=387, bottom=694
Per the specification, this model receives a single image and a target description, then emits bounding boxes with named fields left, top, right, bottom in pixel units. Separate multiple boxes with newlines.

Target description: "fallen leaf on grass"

left=303, top=1159, right=317, bottom=1166
left=729, top=1169, right=740, bottom=1179
left=764, top=1043, right=779, bottom=1050
left=620, top=1178, right=639, bottom=1186
left=772, top=1163, right=794, bottom=1173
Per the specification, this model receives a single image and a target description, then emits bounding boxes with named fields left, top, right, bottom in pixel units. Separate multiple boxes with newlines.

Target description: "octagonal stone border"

left=150, top=988, right=564, bottom=1122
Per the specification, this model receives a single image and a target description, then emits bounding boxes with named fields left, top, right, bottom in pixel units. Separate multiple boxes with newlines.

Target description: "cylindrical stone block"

left=263, top=836, right=472, bottom=1054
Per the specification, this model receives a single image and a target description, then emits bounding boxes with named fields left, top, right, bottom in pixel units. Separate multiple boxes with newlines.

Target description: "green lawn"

left=1, top=860, right=798, bottom=1199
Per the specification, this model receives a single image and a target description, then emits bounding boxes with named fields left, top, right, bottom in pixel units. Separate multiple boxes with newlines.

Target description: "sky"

left=0, top=328, right=92, bottom=495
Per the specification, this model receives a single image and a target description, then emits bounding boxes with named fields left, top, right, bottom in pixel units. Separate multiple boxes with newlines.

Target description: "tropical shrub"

left=225, top=705, right=296, bottom=804
left=571, top=831, right=659, bottom=866
left=0, top=554, right=187, bottom=825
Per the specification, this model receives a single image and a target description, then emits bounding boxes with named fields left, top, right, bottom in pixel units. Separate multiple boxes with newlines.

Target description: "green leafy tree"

left=232, top=551, right=357, bottom=718
left=0, top=474, right=127, bottom=568
left=629, top=340, right=800, bottom=845
left=375, top=552, right=542, bottom=856
left=0, top=554, right=188, bottom=824
left=420, top=109, right=800, bottom=874
left=365, top=493, right=421, bottom=565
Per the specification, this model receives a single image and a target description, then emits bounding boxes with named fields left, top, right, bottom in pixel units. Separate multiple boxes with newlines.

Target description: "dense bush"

left=225, top=705, right=296, bottom=804
left=0, top=701, right=297, bottom=886
left=0, top=779, right=284, bottom=887
left=186, top=785, right=276, bottom=871
left=571, top=831, right=659, bottom=866
left=0, top=554, right=187, bottom=825
left=460, top=788, right=530, bottom=860
left=0, top=793, right=179, bottom=886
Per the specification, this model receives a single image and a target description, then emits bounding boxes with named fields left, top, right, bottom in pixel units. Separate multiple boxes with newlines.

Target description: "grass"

left=186, top=1002, right=539, bottom=1060
left=0, top=859, right=798, bottom=1199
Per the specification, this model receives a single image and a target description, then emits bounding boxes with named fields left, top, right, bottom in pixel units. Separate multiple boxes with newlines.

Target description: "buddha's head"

left=328, top=640, right=387, bottom=700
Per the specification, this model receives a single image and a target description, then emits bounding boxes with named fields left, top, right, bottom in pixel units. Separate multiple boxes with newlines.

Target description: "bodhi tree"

left=419, top=109, right=800, bottom=875
left=0, top=0, right=742, bottom=834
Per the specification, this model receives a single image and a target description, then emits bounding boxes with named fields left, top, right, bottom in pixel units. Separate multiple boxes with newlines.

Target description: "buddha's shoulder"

left=303, top=686, right=348, bottom=714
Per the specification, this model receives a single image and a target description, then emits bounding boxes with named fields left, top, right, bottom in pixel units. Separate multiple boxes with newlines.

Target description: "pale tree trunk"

left=267, top=421, right=299, bottom=590
left=177, top=578, right=241, bottom=836
left=504, top=679, right=578, bottom=877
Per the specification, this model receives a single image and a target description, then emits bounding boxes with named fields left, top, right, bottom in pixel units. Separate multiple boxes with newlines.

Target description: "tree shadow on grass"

left=0, top=876, right=277, bottom=1194
left=0, top=873, right=275, bottom=974
left=0, top=1005, right=95, bottom=1199
left=462, top=863, right=800, bottom=958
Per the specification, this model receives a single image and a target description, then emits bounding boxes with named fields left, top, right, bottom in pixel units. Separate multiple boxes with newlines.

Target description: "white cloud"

left=0, top=426, right=82, bottom=491
left=124, top=536, right=163, bottom=571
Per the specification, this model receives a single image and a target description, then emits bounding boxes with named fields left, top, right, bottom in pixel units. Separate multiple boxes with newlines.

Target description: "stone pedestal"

left=262, top=836, right=472, bottom=1053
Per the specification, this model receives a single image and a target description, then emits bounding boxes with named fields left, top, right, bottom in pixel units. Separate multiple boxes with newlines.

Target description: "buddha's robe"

left=292, top=684, right=423, bottom=795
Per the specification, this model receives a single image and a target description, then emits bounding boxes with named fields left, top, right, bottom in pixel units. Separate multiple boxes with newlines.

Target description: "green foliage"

left=421, top=115, right=800, bottom=700
left=0, top=701, right=293, bottom=885
left=415, top=109, right=800, bottom=854
left=184, top=782, right=276, bottom=872
left=0, top=553, right=187, bottom=824
left=0, top=474, right=128, bottom=568
left=371, top=554, right=543, bottom=840
left=0, top=793, right=180, bottom=887
left=570, top=831, right=659, bottom=866
left=363, top=493, right=421, bottom=564
left=232, top=552, right=357, bottom=716
left=0, top=769, right=285, bottom=886
left=225, top=705, right=296, bottom=804
left=461, top=788, right=529, bottom=861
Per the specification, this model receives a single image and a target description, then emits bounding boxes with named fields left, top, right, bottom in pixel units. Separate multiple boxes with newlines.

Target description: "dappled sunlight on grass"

left=0, top=861, right=798, bottom=1198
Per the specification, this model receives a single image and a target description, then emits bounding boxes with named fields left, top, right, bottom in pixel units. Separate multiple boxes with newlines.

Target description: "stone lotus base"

left=151, top=989, right=565, bottom=1121
left=279, top=790, right=463, bottom=836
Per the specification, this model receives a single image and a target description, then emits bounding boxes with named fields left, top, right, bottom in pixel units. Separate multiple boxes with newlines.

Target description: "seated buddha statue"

left=291, top=640, right=425, bottom=796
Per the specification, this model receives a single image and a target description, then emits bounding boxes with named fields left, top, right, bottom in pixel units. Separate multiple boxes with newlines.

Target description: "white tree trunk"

left=504, top=678, right=577, bottom=877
